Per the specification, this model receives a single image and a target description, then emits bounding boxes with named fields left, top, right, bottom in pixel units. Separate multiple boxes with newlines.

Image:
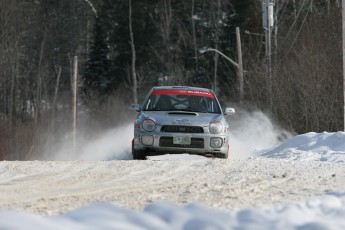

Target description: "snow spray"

left=228, top=109, right=293, bottom=159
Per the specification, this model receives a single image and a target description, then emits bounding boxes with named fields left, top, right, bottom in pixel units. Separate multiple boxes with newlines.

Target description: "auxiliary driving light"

left=141, top=135, right=154, bottom=146
left=210, top=137, right=223, bottom=148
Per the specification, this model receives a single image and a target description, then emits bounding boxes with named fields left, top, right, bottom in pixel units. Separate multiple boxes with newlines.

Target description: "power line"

left=84, top=0, right=98, bottom=18
left=283, top=0, right=313, bottom=59
left=281, top=0, right=307, bottom=46
left=276, top=0, right=289, bottom=25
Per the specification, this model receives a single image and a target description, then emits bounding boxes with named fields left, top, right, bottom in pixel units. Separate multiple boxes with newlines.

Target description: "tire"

left=132, top=149, right=147, bottom=160
left=132, top=139, right=147, bottom=160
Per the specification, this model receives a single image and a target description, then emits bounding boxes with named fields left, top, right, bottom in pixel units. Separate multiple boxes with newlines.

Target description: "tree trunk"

left=35, top=32, right=46, bottom=124
left=129, top=0, right=137, bottom=104
left=191, top=0, right=198, bottom=71
left=52, top=65, right=62, bottom=124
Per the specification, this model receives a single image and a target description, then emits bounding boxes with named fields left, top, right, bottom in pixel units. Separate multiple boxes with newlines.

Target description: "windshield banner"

left=151, top=89, right=214, bottom=98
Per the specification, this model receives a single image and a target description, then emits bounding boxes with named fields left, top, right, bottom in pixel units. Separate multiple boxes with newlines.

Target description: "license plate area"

left=173, top=135, right=191, bottom=145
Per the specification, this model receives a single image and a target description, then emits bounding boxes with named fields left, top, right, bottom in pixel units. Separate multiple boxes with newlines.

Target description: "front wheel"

left=132, top=149, right=147, bottom=160
left=132, top=139, right=147, bottom=160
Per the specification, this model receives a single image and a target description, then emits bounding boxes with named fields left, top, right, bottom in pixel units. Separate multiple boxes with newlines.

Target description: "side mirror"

left=130, top=104, right=141, bottom=112
left=224, top=107, right=235, bottom=116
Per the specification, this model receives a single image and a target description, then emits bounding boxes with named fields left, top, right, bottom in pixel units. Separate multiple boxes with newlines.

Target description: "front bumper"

left=133, top=130, right=229, bottom=157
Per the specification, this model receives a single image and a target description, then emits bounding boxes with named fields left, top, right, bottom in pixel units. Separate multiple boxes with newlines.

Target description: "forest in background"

left=0, top=0, right=342, bottom=160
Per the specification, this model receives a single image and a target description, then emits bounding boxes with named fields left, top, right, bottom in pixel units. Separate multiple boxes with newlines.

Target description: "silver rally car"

left=130, top=86, right=235, bottom=159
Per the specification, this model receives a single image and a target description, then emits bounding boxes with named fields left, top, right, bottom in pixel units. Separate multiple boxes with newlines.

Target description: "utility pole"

left=236, top=27, right=244, bottom=103
left=199, top=27, right=243, bottom=103
left=72, top=56, right=78, bottom=156
left=263, top=0, right=274, bottom=110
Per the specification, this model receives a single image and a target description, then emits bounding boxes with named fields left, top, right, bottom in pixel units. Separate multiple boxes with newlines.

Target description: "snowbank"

left=1, top=193, right=345, bottom=230
left=260, top=131, right=345, bottom=162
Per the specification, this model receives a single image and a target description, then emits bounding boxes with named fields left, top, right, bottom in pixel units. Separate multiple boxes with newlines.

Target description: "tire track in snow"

left=0, top=158, right=344, bottom=215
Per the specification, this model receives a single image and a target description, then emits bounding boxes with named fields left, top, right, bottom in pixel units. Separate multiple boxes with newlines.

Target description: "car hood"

left=141, top=111, right=222, bottom=126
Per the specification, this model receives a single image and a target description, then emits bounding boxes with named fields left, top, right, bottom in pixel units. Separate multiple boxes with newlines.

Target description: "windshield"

left=143, top=89, right=221, bottom=114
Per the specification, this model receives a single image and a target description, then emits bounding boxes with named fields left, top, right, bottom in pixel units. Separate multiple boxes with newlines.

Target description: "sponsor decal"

left=151, top=89, right=214, bottom=98
left=172, top=119, right=191, bottom=125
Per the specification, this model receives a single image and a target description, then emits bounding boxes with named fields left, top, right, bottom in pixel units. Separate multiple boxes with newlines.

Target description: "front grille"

left=161, top=125, right=204, bottom=133
left=159, top=137, right=204, bottom=148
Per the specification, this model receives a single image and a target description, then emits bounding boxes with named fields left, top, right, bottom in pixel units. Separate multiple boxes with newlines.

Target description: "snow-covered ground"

left=0, top=111, right=345, bottom=229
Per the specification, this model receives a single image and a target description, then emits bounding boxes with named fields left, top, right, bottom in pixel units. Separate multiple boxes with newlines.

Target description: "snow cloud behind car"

left=37, top=108, right=291, bottom=161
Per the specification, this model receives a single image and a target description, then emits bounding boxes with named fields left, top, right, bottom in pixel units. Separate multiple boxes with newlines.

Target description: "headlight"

left=209, top=122, right=223, bottom=134
left=142, top=119, right=156, bottom=132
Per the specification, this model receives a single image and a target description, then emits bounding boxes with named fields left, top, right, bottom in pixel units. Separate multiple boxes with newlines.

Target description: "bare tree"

left=129, top=0, right=138, bottom=103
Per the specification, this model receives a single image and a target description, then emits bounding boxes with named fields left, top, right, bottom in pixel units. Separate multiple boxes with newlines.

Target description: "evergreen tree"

left=83, top=15, right=111, bottom=99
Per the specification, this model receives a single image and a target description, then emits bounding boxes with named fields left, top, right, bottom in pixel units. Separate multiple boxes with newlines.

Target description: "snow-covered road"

left=1, top=112, right=345, bottom=229
left=0, top=155, right=344, bottom=216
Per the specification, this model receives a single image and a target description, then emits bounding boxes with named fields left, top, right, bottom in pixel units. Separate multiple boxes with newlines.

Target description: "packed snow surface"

left=1, top=131, right=345, bottom=229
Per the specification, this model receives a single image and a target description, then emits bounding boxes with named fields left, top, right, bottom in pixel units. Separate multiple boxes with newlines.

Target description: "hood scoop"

left=168, top=111, right=198, bottom=116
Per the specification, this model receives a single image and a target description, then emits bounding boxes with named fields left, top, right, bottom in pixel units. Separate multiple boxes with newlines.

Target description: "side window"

left=144, top=95, right=157, bottom=110
left=144, top=98, right=150, bottom=110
